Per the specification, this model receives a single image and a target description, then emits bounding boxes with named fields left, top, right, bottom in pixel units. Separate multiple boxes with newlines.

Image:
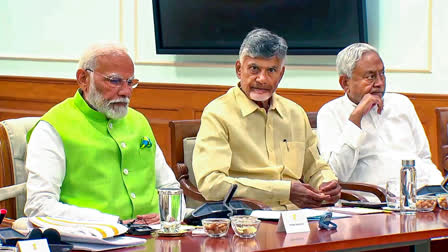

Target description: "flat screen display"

left=152, top=0, right=367, bottom=55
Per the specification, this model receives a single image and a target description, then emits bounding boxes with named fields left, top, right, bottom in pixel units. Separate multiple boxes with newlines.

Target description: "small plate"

left=382, top=207, right=400, bottom=212
left=156, top=230, right=188, bottom=237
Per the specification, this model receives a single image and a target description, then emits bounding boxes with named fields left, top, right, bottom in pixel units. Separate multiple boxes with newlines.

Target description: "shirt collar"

left=270, top=93, right=284, bottom=118
left=343, top=93, right=358, bottom=109
left=233, top=84, right=284, bottom=118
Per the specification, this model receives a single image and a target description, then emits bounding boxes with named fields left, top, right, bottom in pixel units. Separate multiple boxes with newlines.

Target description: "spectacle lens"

left=86, top=69, right=139, bottom=89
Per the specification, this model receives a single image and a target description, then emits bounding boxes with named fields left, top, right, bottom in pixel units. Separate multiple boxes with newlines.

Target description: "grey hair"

left=336, top=43, right=378, bottom=78
left=77, top=43, right=131, bottom=70
left=239, top=28, right=288, bottom=63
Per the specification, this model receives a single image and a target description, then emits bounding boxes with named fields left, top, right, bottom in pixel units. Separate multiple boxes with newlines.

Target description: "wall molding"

left=1, top=75, right=447, bottom=173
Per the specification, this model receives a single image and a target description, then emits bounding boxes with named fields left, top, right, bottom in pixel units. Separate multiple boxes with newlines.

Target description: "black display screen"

left=152, top=0, right=367, bottom=55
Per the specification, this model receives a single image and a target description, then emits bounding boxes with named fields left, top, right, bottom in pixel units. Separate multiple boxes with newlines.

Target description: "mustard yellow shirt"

left=193, top=86, right=337, bottom=210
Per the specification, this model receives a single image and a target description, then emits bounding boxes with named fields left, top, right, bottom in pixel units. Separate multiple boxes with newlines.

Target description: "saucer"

left=156, top=230, right=188, bottom=237
left=382, top=206, right=400, bottom=212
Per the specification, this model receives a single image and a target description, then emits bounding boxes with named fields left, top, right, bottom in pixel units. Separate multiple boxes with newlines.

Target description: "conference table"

left=2, top=209, right=448, bottom=251
left=129, top=209, right=448, bottom=252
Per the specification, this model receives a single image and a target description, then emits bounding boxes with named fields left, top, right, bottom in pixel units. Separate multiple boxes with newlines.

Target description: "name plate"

left=16, top=239, right=50, bottom=252
left=276, top=210, right=310, bottom=233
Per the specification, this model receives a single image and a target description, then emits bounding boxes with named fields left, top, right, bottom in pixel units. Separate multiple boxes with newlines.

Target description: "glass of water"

left=158, top=188, right=183, bottom=233
left=386, top=178, right=400, bottom=209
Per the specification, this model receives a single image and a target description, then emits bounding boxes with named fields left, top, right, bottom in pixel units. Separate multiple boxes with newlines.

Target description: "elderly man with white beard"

left=24, top=43, right=180, bottom=224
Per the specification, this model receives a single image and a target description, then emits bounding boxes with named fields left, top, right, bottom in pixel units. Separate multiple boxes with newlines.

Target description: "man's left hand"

left=319, top=180, right=341, bottom=204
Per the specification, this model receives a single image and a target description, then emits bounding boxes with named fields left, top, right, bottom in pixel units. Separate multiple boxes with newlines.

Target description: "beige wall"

left=0, top=0, right=447, bottom=94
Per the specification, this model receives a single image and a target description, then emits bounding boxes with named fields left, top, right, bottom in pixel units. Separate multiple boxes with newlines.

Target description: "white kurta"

left=25, top=121, right=181, bottom=222
left=317, top=93, right=443, bottom=191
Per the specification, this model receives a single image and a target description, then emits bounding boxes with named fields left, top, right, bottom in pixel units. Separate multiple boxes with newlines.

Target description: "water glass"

left=386, top=178, right=400, bottom=209
left=158, top=188, right=183, bottom=233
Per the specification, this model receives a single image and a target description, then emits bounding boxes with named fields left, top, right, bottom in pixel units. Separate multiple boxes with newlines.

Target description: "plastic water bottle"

left=400, top=160, right=416, bottom=214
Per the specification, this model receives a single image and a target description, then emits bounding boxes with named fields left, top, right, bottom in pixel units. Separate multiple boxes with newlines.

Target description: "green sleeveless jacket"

left=28, top=90, right=159, bottom=219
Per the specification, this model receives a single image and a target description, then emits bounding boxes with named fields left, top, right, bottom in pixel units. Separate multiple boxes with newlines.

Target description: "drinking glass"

left=386, top=178, right=400, bottom=209
left=158, top=188, right=183, bottom=233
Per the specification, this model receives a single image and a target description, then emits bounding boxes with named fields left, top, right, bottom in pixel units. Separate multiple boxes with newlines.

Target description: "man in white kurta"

left=317, top=43, right=443, bottom=194
left=25, top=43, right=181, bottom=223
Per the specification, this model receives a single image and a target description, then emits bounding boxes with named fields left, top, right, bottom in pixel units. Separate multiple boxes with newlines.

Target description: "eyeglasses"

left=363, top=71, right=385, bottom=85
left=86, top=69, right=139, bottom=89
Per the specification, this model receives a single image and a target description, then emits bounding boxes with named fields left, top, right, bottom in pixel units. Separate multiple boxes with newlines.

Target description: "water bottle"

left=400, top=160, right=416, bottom=214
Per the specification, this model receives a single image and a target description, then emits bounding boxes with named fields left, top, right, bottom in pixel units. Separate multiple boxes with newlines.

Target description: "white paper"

left=29, top=216, right=128, bottom=240
left=16, top=239, right=50, bottom=252
left=70, top=236, right=146, bottom=251
left=250, top=210, right=282, bottom=220
left=251, top=209, right=350, bottom=220
left=13, top=217, right=146, bottom=252
left=330, top=207, right=385, bottom=215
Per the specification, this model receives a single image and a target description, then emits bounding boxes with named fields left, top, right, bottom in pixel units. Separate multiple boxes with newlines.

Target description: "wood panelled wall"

left=1, top=75, right=448, bottom=173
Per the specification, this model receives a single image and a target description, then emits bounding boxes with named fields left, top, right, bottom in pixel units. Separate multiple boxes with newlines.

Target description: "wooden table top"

left=3, top=210, right=448, bottom=251
left=126, top=209, right=448, bottom=252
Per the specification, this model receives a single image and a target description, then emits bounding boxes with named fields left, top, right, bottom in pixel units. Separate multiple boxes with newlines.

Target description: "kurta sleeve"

left=301, top=111, right=338, bottom=188
left=317, top=105, right=365, bottom=181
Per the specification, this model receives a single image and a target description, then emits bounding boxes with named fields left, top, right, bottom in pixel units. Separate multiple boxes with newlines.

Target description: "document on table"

left=70, top=236, right=146, bottom=251
left=251, top=209, right=350, bottom=221
left=29, top=216, right=128, bottom=239
left=329, top=207, right=385, bottom=215
left=28, top=217, right=146, bottom=251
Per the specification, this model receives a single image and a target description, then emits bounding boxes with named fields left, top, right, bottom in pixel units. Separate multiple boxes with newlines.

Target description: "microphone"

left=26, top=228, right=43, bottom=240
left=42, top=228, right=61, bottom=244
left=0, top=209, right=6, bottom=225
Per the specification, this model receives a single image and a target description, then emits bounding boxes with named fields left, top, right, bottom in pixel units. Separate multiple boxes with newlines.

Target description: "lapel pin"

left=140, top=136, right=153, bottom=149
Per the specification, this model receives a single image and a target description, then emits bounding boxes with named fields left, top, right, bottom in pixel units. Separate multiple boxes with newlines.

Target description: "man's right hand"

left=290, top=181, right=331, bottom=208
left=349, top=93, right=384, bottom=127
left=122, top=213, right=160, bottom=225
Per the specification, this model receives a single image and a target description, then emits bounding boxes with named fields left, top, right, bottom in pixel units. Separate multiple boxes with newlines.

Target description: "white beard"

left=249, top=92, right=272, bottom=102
left=86, top=78, right=129, bottom=119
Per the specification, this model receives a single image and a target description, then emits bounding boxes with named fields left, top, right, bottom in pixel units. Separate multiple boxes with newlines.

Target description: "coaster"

left=382, top=207, right=400, bottom=212
left=156, top=230, right=188, bottom=237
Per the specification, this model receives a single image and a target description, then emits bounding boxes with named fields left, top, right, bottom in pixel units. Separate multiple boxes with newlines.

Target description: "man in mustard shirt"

left=193, top=28, right=341, bottom=210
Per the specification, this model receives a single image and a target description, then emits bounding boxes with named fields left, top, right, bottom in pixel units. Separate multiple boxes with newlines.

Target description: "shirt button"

left=123, top=169, right=129, bottom=175
left=130, top=193, right=136, bottom=199
left=121, top=142, right=127, bottom=148
left=108, top=122, right=113, bottom=129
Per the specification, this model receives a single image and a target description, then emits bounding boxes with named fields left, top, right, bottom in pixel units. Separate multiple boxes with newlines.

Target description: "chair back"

left=307, top=111, right=317, bottom=128
left=0, top=117, right=40, bottom=219
left=169, top=120, right=201, bottom=172
left=436, top=107, right=448, bottom=174
left=169, top=120, right=202, bottom=208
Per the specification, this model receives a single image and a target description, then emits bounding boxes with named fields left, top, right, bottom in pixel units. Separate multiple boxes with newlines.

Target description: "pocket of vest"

left=138, top=144, right=155, bottom=161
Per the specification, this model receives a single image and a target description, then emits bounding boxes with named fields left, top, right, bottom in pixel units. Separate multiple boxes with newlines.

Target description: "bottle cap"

left=402, top=160, right=415, bottom=166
